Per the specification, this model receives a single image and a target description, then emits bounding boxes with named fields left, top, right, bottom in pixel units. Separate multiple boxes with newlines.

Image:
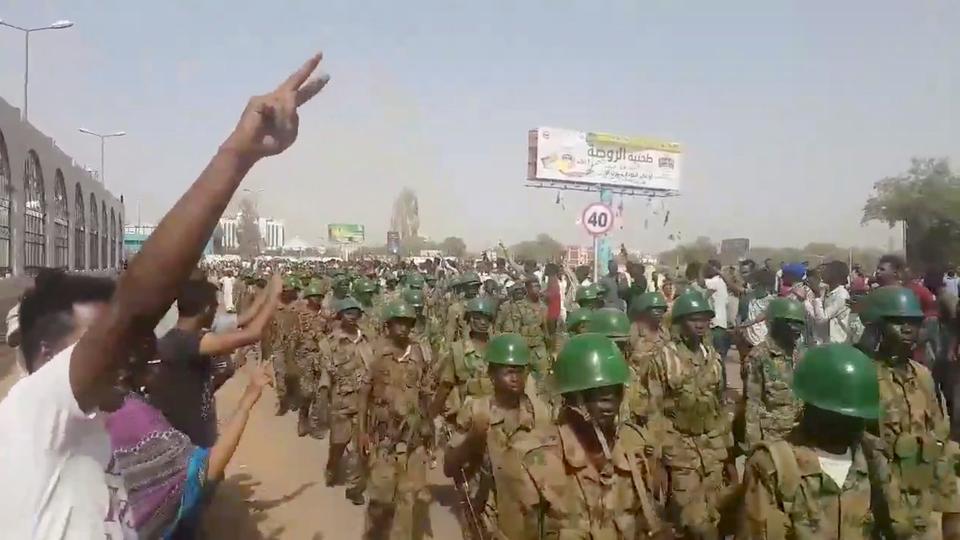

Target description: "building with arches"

left=0, top=98, right=123, bottom=276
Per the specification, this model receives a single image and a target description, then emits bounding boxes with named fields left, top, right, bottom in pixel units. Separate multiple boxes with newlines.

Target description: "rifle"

left=456, top=468, right=488, bottom=540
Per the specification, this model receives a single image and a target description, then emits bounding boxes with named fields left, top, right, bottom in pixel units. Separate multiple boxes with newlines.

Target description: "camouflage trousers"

left=328, top=412, right=364, bottom=496
left=364, top=444, right=431, bottom=540
left=528, top=344, right=551, bottom=399
left=271, top=353, right=303, bottom=413
left=665, top=433, right=728, bottom=540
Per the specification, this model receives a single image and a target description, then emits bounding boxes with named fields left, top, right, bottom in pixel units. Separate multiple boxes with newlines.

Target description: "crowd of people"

left=0, top=52, right=959, bottom=540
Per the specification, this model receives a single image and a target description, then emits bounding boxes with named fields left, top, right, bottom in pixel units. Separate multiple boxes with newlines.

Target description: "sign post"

left=582, top=202, right=614, bottom=280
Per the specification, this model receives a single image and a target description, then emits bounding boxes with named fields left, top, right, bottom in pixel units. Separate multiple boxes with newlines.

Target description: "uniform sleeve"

left=315, top=338, right=331, bottom=388
left=445, top=305, right=459, bottom=343
left=646, top=349, right=668, bottom=424
left=744, top=352, right=764, bottom=449
left=438, top=347, right=457, bottom=387
left=739, top=451, right=789, bottom=540
left=447, top=398, right=475, bottom=449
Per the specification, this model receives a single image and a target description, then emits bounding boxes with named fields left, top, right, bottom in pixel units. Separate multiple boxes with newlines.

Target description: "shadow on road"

left=204, top=473, right=315, bottom=539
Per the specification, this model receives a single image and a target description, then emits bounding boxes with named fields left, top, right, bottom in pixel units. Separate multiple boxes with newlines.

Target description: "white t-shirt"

left=0, top=343, right=121, bottom=539
left=704, top=275, right=729, bottom=329
left=815, top=447, right=853, bottom=489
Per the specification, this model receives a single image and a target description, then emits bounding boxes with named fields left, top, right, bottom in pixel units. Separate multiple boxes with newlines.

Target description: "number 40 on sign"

left=582, top=202, right=614, bottom=236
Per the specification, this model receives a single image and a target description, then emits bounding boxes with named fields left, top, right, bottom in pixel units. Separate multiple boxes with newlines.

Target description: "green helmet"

left=485, top=334, right=530, bottom=366
left=767, top=298, right=806, bottom=323
left=629, top=292, right=668, bottom=319
left=352, top=277, right=378, bottom=296
left=670, top=291, right=714, bottom=319
left=402, top=288, right=425, bottom=308
left=335, top=296, right=364, bottom=314
left=566, top=308, right=593, bottom=333
left=405, top=273, right=425, bottom=290
left=381, top=301, right=417, bottom=321
left=553, top=333, right=630, bottom=394
left=460, top=272, right=482, bottom=287
left=575, top=284, right=600, bottom=304
left=465, top=296, right=497, bottom=319
left=861, top=286, right=923, bottom=323
left=792, top=344, right=880, bottom=420
left=282, top=276, right=301, bottom=291
left=585, top=308, right=631, bottom=340
left=303, top=281, right=325, bottom=299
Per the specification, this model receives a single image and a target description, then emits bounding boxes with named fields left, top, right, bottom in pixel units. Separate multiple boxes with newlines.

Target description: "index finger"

left=280, top=53, right=323, bottom=92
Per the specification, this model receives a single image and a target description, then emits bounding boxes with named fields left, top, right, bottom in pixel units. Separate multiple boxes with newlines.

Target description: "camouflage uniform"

left=628, top=325, right=670, bottom=424
left=742, top=338, right=803, bottom=449
left=515, top=299, right=550, bottom=390
left=872, top=357, right=960, bottom=538
left=318, top=325, right=373, bottom=498
left=448, top=393, right=550, bottom=539
left=445, top=298, right=468, bottom=345
left=438, top=338, right=493, bottom=419
left=297, top=304, right=328, bottom=435
left=362, top=338, right=434, bottom=540
left=494, top=298, right=523, bottom=334
left=269, top=303, right=303, bottom=413
left=648, top=338, right=732, bottom=538
left=505, top=421, right=666, bottom=539
left=739, top=432, right=886, bottom=539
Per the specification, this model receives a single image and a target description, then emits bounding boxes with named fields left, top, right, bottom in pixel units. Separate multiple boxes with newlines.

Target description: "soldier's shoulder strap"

left=753, top=439, right=802, bottom=507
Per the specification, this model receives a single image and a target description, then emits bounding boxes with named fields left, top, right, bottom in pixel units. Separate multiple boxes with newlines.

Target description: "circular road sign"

left=582, top=202, right=614, bottom=236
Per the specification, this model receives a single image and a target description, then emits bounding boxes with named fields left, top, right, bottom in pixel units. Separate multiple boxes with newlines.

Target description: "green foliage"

left=509, top=233, right=564, bottom=263
left=440, top=236, right=467, bottom=258
left=658, top=237, right=883, bottom=273
left=862, top=158, right=960, bottom=267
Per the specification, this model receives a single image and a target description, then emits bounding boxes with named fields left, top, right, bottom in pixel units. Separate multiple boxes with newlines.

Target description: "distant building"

left=216, top=212, right=285, bottom=253
left=124, top=223, right=212, bottom=258
left=565, top=245, right=595, bottom=267
left=0, top=98, right=124, bottom=275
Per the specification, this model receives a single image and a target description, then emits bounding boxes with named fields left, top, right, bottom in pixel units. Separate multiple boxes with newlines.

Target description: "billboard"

left=328, top=223, right=365, bottom=244
left=527, top=127, right=681, bottom=193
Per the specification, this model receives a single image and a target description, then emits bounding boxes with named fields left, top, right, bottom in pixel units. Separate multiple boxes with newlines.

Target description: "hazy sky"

left=1, top=1, right=958, bottom=254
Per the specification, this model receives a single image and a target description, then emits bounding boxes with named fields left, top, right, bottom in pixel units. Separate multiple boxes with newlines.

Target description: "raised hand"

left=222, top=53, right=330, bottom=160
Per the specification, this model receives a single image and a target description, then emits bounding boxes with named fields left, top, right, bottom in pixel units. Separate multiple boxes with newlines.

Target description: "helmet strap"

left=568, top=394, right=615, bottom=461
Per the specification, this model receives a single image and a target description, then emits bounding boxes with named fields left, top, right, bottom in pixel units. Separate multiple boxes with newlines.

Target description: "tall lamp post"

left=0, top=18, right=75, bottom=121
left=78, top=128, right=126, bottom=186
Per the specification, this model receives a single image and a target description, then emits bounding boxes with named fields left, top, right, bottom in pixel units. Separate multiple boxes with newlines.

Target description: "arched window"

left=101, top=202, right=107, bottom=269
left=74, top=185, right=85, bottom=269
left=0, top=129, right=11, bottom=275
left=109, top=208, right=116, bottom=268
left=23, top=150, right=46, bottom=271
left=89, top=194, right=99, bottom=270
left=53, top=171, right=69, bottom=268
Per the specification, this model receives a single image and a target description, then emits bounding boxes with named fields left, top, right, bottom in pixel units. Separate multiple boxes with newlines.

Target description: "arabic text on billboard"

left=328, top=224, right=365, bottom=244
left=527, top=127, right=681, bottom=193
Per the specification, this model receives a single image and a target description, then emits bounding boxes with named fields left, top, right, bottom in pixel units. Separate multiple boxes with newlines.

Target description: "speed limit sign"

left=582, top=203, right=614, bottom=236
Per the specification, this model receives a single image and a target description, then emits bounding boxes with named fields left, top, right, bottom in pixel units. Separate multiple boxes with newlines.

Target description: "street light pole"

left=0, top=19, right=75, bottom=121
left=78, top=128, right=126, bottom=186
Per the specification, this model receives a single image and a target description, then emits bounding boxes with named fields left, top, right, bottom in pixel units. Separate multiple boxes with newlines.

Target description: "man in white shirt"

left=807, top=261, right=853, bottom=345
left=703, top=260, right=731, bottom=358
left=0, top=53, right=329, bottom=539
left=219, top=270, right=236, bottom=313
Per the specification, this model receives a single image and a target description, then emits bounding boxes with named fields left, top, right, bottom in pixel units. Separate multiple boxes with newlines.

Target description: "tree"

left=659, top=236, right=718, bottom=266
left=440, top=236, right=467, bottom=258
left=863, top=157, right=960, bottom=268
left=237, top=197, right=261, bottom=258
left=391, top=188, right=420, bottom=241
left=510, top=233, right=564, bottom=262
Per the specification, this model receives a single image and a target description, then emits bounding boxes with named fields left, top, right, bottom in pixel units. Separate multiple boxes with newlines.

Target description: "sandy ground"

left=202, top=366, right=463, bottom=540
